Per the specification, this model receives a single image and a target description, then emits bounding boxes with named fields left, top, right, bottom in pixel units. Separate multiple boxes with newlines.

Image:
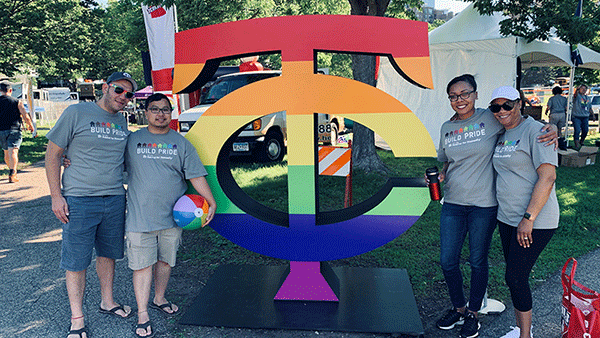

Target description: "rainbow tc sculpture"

left=174, top=15, right=435, bottom=334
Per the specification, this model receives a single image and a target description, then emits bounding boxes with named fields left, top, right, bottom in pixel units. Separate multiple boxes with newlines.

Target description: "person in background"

left=571, top=84, right=593, bottom=149
left=490, top=86, right=559, bottom=338
left=46, top=72, right=137, bottom=338
left=0, top=80, right=35, bottom=183
left=519, top=89, right=533, bottom=115
left=545, top=86, right=568, bottom=148
left=434, top=74, right=557, bottom=338
left=125, top=93, right=216, bottom=337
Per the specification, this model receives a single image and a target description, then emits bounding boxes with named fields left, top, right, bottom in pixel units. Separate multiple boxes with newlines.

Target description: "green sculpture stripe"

left=365, top=187, right=430, bottom=216
left=288, top=165, right=316, bottom=214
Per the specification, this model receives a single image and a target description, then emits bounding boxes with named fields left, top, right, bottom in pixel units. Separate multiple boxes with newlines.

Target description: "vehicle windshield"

left=200, top=73, right=280, bottom=105
left=201, top=76, right=248, bottom=104
left=591, top=96, right=600, bottom=105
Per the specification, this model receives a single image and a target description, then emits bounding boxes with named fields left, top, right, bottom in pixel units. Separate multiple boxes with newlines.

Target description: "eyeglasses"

left=448, top=90, right=475, bottom=102
left=109, top=83, right=134, bottom=99
left=148, top=107, right=172, bottom=115
left=489, top=100, right=517, bottom=113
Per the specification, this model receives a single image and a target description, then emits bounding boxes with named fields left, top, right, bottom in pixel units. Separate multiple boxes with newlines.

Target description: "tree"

left=0, top=0, right=95, bottom=78
left=347, top=0, right=421, bottom=173
left=472, top=0, right=600, bottom=45
left=85, top=0, right=148, bottom=84
left=472, top=0, right=600, bottom=87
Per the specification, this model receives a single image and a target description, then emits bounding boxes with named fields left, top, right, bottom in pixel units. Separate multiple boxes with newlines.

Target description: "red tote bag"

left=561, top=258, right=600, bottom=338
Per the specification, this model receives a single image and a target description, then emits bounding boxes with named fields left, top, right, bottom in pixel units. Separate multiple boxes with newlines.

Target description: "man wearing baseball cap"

left=45, top=71, right=137, bottom=338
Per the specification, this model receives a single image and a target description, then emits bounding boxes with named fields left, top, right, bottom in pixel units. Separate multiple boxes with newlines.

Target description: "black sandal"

left=98, top=304, right=133, bottom=318
left=134, top=321, right=155, bottom=338
left=150, top=301, right=179, bottom=315
left=67, top=326, right=88, bottom=338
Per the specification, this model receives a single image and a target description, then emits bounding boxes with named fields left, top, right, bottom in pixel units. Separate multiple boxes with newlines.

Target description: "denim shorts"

left=0, top=129, right=22, bottom=150
left=60, top=195, right=126, bottom=272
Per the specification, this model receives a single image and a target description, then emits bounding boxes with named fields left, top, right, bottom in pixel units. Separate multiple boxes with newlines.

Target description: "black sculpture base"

left=180, top=264, right=424, bottom=336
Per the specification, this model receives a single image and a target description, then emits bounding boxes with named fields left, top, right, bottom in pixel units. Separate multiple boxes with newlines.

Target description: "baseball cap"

left=106, top=72, right=138, bottom=92
left=490, top=86, right=520, bottom=103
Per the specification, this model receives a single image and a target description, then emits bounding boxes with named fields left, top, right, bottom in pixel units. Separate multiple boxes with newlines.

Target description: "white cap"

left=490, top=86, right=520, bottom=103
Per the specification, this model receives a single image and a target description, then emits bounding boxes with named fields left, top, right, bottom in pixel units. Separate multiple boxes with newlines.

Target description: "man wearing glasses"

left=45, top=72, right=137, bottom=338
left=125, top=93, right=216, bottom=337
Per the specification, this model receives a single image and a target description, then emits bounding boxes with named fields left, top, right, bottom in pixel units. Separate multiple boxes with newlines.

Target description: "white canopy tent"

left=377, top=3, right=600, bottom=147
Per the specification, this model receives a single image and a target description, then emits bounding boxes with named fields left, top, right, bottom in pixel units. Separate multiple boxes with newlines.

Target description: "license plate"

left=233, top=142, right=249, bottom=152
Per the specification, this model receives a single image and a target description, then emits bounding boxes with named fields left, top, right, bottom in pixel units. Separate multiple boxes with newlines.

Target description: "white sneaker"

left=499, top=326, right=520, bottom=338
left=499, top=326, right=533, bottom=338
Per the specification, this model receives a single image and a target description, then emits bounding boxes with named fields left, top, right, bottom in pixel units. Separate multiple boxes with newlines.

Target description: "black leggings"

left=498, top=221, right=556, bottom=312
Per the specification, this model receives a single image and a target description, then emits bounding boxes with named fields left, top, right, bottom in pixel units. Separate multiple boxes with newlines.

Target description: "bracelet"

left=71, top=315, right=84, bottom=320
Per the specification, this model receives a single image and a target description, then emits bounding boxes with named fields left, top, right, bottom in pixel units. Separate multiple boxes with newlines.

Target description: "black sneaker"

left=459, top=312, right=481, bottom=338
left=436, top=309, right=464, bottom=330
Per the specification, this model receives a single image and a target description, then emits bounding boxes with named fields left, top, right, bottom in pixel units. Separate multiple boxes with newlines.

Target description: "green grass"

left=185, top=134, right=600, bottom=303
left=5, top=125, right=599, bottom=303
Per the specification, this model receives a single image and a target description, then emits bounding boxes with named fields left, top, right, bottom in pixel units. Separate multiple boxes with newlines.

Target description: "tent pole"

left=565, top=66, right=576, bottom=148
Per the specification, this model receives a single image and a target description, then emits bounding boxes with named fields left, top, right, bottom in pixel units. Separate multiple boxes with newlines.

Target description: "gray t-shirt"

left=437, top=108, right=504, bottom=207
left=572, top=94, right=592, bottom=118
left=125, top=128, right=208, bottom=233
left=493, top=117, right=559, bottom=229
left=547, top=95, right=567, bottom=115
left=46, top=102, right=129, bottom=196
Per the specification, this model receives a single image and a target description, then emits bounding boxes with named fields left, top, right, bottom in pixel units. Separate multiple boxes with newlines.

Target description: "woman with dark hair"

left=572, top=84, right=593, bottom=149
left=434, top=75, right=557, bottom=338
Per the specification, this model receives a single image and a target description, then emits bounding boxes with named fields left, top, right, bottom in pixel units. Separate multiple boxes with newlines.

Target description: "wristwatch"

left=523, top=212, right=532, bottom=220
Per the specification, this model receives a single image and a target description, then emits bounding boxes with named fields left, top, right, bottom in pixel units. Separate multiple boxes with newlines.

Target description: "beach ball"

left=173, top=194, right=209, bottom=230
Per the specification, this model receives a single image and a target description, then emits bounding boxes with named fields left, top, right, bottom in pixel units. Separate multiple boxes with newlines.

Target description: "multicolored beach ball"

left=173, top=194, right=209, bottom=230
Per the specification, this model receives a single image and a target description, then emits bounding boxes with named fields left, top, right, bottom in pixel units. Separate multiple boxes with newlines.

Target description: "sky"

left=435, top=0, right=471, bottom=14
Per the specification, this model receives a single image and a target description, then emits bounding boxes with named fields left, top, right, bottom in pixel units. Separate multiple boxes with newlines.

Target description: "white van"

left=178, top=70, right=286, bottom=162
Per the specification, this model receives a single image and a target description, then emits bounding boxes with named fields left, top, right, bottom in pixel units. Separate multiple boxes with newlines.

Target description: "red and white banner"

left=141, top=5, right=175, bottom=92
left=142, top=5, right=179, bottom=129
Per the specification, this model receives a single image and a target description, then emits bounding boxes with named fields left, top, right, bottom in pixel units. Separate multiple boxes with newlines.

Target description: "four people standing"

left=41, top=71, right=568, bottom=338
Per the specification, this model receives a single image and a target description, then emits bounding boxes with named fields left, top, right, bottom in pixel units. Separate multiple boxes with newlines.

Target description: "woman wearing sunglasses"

left=434, top=75, right=556, bottom=338
left=490, top=86, right=559, bottom=338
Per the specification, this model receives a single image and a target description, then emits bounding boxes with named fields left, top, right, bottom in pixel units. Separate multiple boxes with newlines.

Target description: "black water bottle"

left=426, top=167, right=441, bottom=201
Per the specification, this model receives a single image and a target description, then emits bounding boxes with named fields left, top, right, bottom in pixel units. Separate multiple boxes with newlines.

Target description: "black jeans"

left=498, top=221, right=555, bottom=312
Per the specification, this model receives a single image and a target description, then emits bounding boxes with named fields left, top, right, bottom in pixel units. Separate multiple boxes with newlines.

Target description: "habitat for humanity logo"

left=495, top=139, right=521, bottom=155
left=136, top=142, right=178, bottom=155
left=90, top=121, right=127, bottom=137
left=444, top=122, right=486, bottom=144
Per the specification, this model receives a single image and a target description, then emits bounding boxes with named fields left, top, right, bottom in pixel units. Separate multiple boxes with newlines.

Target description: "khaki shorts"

left=126, top=227, right=183, bottom=270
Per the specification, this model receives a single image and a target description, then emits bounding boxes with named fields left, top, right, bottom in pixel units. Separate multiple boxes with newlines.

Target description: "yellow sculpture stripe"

left=341, top=112, right=436, bottom=157
left=287, top=114, right=315, bottom=166
left=185, top=115, right=260, bottom=165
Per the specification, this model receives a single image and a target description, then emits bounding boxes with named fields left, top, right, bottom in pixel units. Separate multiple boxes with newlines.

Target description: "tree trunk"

left=348, top=0, right=391, bottom=174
